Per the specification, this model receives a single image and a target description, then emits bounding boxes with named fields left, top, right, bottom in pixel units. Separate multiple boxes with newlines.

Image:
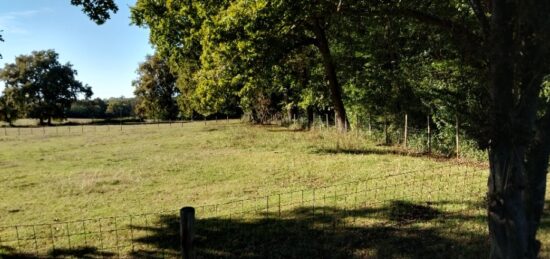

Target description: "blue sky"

left=0, top=0, right=153, bottom=98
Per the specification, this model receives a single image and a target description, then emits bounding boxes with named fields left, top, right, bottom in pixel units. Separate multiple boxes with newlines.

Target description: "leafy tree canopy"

left=0, top=50, right=92, bottom=124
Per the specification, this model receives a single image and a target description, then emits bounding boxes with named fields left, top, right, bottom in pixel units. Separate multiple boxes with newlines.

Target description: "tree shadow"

left=313, top=147, right=469, bottom=166
left=11, top=199, right=550, bottom=258
left=0, top=245, right=116, bottom=259
left=49, top=247, right=116, bottom=258
left=128, top=200, right=489, bottom=258
left=0, top=245, right=37, bottom=259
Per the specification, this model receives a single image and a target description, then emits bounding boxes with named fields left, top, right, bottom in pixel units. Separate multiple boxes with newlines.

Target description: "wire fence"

left=192, top=165, right=490, bottom=258
left=1, top=115, right=479, bottom=161
left=285, top=114, right=484, bottom=160
left=0, top=119, right=232, bottom=138
left=5, top=165, right=550, bottom=258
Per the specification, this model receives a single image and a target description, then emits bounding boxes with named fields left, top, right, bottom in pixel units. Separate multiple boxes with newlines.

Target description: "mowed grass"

left=0, top=120, right=473, bottom=226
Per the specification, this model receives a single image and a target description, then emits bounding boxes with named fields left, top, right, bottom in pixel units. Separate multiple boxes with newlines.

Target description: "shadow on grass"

left=313, top=147, right=466, bottom=164
left=0, top=245, right=115, bottom=259
left=128, top=200, right=489, bottom=259
left=0, top=200, right=497, bottom=258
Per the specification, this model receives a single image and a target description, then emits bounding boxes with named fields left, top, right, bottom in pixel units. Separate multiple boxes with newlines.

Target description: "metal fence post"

left=180, top=207, right=196, bottom=259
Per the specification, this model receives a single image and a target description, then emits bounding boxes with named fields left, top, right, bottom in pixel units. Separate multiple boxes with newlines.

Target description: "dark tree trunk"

left=487, top=2, right=528, bottom=257
left=487, top=1, right=550, bottom=258
left=306, top=106, right=314, bottom=129
left=311, top=19, right=349, bottom=132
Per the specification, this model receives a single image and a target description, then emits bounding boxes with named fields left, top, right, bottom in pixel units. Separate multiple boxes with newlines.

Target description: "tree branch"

left=468, top=0, right=490, bottom=37
left=391, top=8, right=481, bottom=43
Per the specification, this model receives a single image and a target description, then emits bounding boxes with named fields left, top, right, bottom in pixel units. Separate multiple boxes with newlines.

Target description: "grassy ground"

left=0, top=120, right=471, bottom=225
left=0, top=120, right=545, bottom=258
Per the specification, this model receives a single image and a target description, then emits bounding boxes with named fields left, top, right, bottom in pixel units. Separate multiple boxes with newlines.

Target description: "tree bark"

left=306, top=106, right=314, bottom=129
left=487, top=1, right=528, bottom=258
left=487, top=1, right=549, bottom=258
left=524, top=110, right=550, bottom=258
left=311, top=19, right=349, bottom=132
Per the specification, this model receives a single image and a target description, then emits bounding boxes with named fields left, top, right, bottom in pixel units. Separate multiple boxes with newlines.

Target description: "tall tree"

left=376, top=1, right=550, bottom=257
left=0, top=50, right=92, bottom=125
left=133, top=54, right=179, bottom=120
left=198, top=0, right=358, bottom=131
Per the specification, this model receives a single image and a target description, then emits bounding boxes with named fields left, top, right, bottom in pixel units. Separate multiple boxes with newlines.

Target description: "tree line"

left=1, top=0, right=550, bottom=258
left=130, top=1, right=550, bottom=258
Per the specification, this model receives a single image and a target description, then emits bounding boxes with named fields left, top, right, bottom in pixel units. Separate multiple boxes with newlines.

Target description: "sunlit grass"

left=2, top=120, right=542, bottom=258
left=1, top=120, right=469, bottom=225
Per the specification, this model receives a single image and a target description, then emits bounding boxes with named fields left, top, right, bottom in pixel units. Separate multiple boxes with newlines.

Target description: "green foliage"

left=105, top=97, right=136, bottom=118
left=0, top=87, right=24, bottom=125
left=0, top=50, right=92, bottom=124
left=70, top=0, right=118, bottom=25
left=67, top=98, right=107, bottom=119
left=133, top=54, right=179, bottom=120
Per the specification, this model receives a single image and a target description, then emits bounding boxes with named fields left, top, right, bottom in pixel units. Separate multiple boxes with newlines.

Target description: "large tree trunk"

left=311, top=19, right=349, bottom=132
left=487, top=1, right=550, bottom=258
left=489, top=115, right=550, bottom=259
left=523, top=107, right=550, bottom=257
left=487, top=1, right=528, bottom=257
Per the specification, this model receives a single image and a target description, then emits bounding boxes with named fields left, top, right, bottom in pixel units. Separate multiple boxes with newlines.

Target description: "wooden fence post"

left=325, top=114, right=329, bottom=129
left=427, top=115, right=431, bottom=154
left=384, top=118, right=388, bottom=145
left=180, top=207, right=196, bottom=259
left=404, top=114, right=408, bottom=148
left=455, top=115, right=460, bottom=159
left=355, top=114, right=359, bottom=137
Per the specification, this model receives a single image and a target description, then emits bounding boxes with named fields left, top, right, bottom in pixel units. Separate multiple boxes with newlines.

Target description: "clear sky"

left=0, top=0, right=153, bottom=99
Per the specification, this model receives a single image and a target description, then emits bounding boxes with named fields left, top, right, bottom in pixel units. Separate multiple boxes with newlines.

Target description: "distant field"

left=0, top=118, right=100, bottom=127
left=0, top=121, right=548, bottom=258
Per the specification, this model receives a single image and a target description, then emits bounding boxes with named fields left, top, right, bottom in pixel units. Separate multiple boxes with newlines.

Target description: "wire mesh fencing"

left=2, top=166, right=550, bottom=258
left=192, top=166, right=490, bottom=258
left=0, top=210, right=180, bottom=258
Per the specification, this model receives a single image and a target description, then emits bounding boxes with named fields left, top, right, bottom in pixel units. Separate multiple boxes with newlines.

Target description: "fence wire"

left=5, top=166, right=549, bottom=258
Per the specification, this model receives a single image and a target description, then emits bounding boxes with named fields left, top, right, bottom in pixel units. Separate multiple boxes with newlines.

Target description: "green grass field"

left=0, top=121, right=547, bottom=258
